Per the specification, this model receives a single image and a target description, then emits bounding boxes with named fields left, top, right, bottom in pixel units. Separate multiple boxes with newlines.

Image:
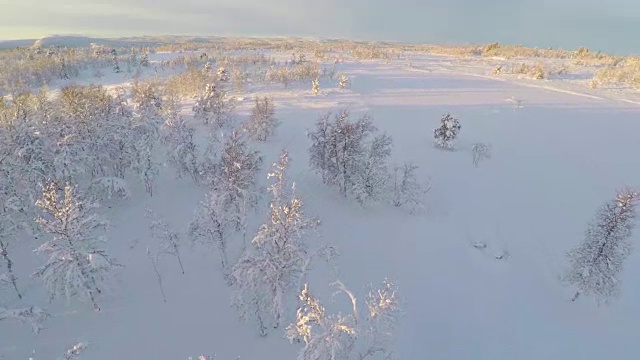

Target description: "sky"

left=1, top=0, right=638, bottom=54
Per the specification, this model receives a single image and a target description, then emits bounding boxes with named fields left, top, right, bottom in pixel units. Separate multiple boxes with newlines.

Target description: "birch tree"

left=33, top=182, right=119, bottom=311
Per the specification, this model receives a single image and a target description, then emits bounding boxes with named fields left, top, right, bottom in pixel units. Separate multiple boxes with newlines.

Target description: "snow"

left=3, top=48, right=640, bottom=360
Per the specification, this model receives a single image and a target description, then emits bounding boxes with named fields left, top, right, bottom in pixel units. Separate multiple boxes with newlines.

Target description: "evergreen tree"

left=433, top=113, right=461, bottom=149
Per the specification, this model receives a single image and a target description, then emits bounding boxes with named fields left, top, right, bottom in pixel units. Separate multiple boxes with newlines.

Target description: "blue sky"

left=1, top=0, right=637, bottom=54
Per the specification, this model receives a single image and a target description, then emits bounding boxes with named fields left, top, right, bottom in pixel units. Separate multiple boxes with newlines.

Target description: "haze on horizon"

left=1, top=0, right=638, bottom=54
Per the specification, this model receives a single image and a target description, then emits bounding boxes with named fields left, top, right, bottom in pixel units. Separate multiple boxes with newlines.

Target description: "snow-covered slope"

left=2, top=51, right=640, bottom=360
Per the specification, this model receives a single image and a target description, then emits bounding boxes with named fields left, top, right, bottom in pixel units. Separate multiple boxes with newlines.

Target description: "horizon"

left=1, top=0, right=639, bottom=55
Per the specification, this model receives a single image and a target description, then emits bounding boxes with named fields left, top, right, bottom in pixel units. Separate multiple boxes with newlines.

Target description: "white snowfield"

left=2, top=50, right=640, bottom=360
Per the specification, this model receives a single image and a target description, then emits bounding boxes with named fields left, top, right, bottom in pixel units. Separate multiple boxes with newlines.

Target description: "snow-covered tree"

left=189, top=189, right=238, bottom=272
left=231, top=67, right=246, bottom=92
left=140, top=53, right=149, bottom=67
left=360, top=279, right=402, bottom=360
left=229, top=150, right=321, bottom=336
left=146, top=209, right=185, bottom=274
left=130, top=85, right=163, bottom=196
left=307, top=111, right=335, bottom=185
left=215, top=130, right=263, bottom=234
left=308, top=109, right=374, bottom=197
left=244, top=96, right=280, bottom=142
left=351, top=133, right=393, bottom=205
left=132, top=82, right=163, bottom=115
left=217, top=67, right=229, bottom=82
left=197, top=129, right=224, bottom=186
left=312, top=78, right=320, bottom=95
left=286, top=283, right=357, bottom=360
left=193, top=84, right=235, bottom=128
left=0, top=201, right=22, bottom=299
left=391, top=163, right=431, bottom=214
left=338, top=74, right=349, bottom=89
left=286, top=279, right=401, bottom=360
left=433, top=113, right=461, bottom=149
left=112, top=53, right=121, bottom=73
left=129, top=49, right=138, bottom=68
left=59, top=57, right=70, bottom=80
left=308, top=109, right=394, bottom=204
left=33, top=182, right=119, bottom=311
left=562, top=188, right=639, bottom=304
left=162, top=117, right=199, bottom=182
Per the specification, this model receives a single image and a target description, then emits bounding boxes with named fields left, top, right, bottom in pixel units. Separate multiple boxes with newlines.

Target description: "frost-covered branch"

left=287, top=278, right=401, bottom=360
left=0, top=306, right=49, bottom=333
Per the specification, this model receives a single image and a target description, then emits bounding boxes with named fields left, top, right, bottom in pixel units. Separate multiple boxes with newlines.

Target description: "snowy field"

left=2, top=48, right=640, bottom=360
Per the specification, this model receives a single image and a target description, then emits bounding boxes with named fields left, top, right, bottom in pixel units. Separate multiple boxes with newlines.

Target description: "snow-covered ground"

left=3, top=49, right=640, bottom=360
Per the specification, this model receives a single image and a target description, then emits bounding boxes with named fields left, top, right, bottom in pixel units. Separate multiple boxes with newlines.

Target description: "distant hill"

left=0, top=34, right=175, bottom=50
left=0, top=39, right=37, bottom=49
left=31, top=35, right=164, bottom=49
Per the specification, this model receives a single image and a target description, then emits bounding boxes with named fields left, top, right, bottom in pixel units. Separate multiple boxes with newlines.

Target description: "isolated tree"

left=112, top=53, right=121, bottom=73
left=563, top=188, right=639, bottom=304
left=230, top=150, right=321, bottom=336
left=471, top=142, right=492, bottom=167
left=338, top=74, right=349, bottom=89
left=140, top=53, right=149, bottom=67
left=33, top=182, right=119, bottom=311
left=129, top=49, right=138, bottom=67
left=59, top=57, right=70, bottom=80
left=217, top=67, right=229, bottom=82
left=286, top=279, right=401, bottom=360
left=245, top=96, right=280, bottom=142
left=391, top=162, right=431, bottom=214
left=312, top=78, right=320, bottom=95
left=433, top=113, right=461, bottom=149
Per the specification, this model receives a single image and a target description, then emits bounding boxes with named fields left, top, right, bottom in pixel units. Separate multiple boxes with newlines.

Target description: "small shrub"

left=471, top=142, right=492, bottom=167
